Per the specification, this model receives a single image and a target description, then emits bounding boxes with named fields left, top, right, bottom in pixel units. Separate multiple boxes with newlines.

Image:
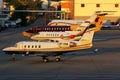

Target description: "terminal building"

left=61, top=0, right=120, bottom=21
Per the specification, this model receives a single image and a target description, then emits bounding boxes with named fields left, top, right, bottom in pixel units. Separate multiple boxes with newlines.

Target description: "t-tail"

left=87, top=11, right=115, bottom=32
left=93, top=11, right=117, bottom=32
left=77, top=27, right=95, bottom=48
left=75, top=11, right=107, bottom=32
left=93, top=11, right=107, bottom=32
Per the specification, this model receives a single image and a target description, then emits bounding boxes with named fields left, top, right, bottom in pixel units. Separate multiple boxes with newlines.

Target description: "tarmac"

left=0, top=25, right=120, bottom=80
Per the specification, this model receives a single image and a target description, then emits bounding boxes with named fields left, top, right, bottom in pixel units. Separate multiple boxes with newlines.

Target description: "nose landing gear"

left=12, top=54, right=16, bottom=61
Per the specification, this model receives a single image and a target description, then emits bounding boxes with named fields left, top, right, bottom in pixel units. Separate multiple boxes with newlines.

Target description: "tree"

left=25, top=0, right=43, bottom=20
left=4, top=0, right=28, bottom=25
left=4, top=0, right=43, bottom=25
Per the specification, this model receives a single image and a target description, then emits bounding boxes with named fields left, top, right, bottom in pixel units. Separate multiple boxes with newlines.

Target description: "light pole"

left=32, top=0, right=37, bottom=20
left=48, top=0, right=51, bottom=7
left=1, top=0, right=4, bottom=28
left=33, top=0, right=36, bottom=9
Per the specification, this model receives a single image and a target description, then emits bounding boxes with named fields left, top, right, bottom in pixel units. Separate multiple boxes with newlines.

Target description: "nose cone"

left=2, top=48, right=7, bottom=51
left=31, top=36, right=36, bottom=40
left=2, top=47, right=12, bottom=51
left=31, top=34, right=40, bottom=40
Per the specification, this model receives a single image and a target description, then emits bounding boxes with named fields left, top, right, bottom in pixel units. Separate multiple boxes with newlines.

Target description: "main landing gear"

left=42, top=56, right=49, bottom=63
left=9, top=53, right=62, bottom=63
left=42, top=55, right=61, bottom=63
left=55, top=56, right=61, bottom=62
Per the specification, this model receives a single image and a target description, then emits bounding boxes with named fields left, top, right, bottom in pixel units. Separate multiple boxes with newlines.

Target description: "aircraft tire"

left=43, top=59, right=48, bottom=63
left=55, top=58, right=61, bottom=62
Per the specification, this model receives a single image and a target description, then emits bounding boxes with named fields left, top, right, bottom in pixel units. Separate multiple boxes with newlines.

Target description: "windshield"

left=14, top=44, right=17, bottom=47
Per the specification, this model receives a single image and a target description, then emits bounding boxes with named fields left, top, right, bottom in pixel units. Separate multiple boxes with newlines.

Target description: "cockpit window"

left=24, top=45, right=26, bottom=48
left=28, top=45, right=30, bottom=48
left=14, top=44, right=17, bottom=47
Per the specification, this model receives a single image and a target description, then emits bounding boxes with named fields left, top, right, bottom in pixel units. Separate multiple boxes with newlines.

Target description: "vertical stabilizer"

left=84, top=11, right=108, bottom=32
left=77, top=28, right=94, bottom=46
left=93, top=13, right=107, bottom=32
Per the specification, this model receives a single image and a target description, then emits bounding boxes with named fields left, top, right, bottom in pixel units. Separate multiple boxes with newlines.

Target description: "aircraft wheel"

left=55, top=56, right=61, bottom=62
left=43, top=59, right=48, bottom=63
left=42, top=56, right=48, bottom=63
left=56, top=58, right=61, bottom=62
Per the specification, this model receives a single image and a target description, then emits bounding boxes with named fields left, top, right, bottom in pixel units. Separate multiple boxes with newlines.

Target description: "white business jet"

left=3, top=26, right=95, bottom=62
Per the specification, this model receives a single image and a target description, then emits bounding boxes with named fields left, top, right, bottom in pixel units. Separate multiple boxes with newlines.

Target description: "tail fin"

left=77, top=28, right=95, bottom=46
left=81, top=11, right=108, bottom=32
left=93, top=12, right=107, bottom=32
left=93, top=11, right=116, bottom=32
left=86, top=11, right=116, bottom=32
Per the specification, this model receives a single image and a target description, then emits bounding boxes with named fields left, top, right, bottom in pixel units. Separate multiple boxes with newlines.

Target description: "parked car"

left=102, top=20, right=119, bottom=30
left=0, top=14, right=11, bottom=21
left=115, top=18, right=120, bottom=26
left=4, top=18, right=22, bottom=28
left=5, top=21, right=16, bottom=28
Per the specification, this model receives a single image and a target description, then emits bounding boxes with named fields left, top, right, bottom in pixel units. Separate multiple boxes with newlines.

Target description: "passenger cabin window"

left=56, top=40, right=59, bottom=42
left=28, top=45, right=30, bottom=48
left=59, top=43, right=68, bottom=45
left=63, top=43, right=68, bottom=45
left=51, top=40, right=54, bottom=42
left=54, top=34, right=56, bottom=36
left=35, top=46, right=37, bottom=48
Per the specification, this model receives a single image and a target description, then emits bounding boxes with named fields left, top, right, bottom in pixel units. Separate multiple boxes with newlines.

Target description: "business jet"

left=23, top=26, right=72, bottom=37
left=3, top=26, right=95, bottom=62
left=23, top=11, right=107, bottom=37
left=30, top=11, right=108, bottom=41
left=31, top=22, right=91, bottom=41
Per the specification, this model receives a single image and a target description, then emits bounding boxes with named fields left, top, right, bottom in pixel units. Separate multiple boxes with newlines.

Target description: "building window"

left=81, top=4, right=85, bottom=7
left=96, top=4, right=100, bottom=7
left=115, top=4, right=119, bottom=7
